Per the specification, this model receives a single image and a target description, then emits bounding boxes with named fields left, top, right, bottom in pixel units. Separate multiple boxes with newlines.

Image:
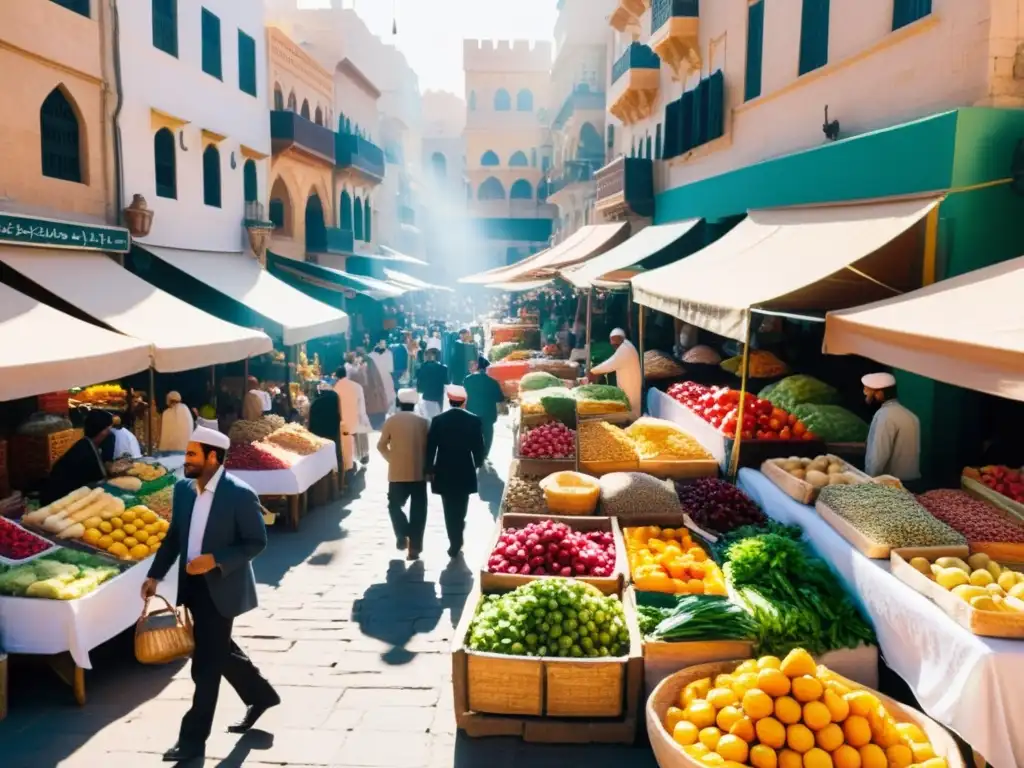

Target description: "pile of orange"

left=663, top=649, right=948, bottom=768
left=624, top=525, right=726, bottom=595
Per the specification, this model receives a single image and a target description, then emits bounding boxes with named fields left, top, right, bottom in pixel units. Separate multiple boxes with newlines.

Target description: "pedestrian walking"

left=426, top=385, right=485, bottom=558
left=415, top=346, right=449, bottom=421
left=377, top=389, right=430, bottom=559
left=142, top=426, right=279, bottom=763
left=463, top=356, right=505, bottom=461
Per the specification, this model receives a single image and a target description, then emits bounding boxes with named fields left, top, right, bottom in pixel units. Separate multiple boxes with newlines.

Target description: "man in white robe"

left=588, top=328, right=642, bottom=420
left=158, top=391, right=194, bottom=452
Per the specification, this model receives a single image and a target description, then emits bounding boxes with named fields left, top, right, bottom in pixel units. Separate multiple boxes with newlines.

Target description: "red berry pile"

left=487, top=519, right=616, bottom=577
left=520, top=422, right=576, bottom=459
left=0, top=517, right=51, bottom=561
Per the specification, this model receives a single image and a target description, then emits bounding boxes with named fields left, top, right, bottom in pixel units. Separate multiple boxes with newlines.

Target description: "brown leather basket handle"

left=137, top=594, right=191, bottom=630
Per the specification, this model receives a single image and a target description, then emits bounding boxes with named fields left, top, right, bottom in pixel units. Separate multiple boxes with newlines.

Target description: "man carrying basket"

left=141, top=426, right=279, bottom=763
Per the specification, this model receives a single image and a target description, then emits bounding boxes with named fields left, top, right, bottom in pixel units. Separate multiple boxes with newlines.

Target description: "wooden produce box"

left=891, top=547, right=1024, bottom=639
left=814, top=500, right=970, bottom=561
left=514, top=420, right=576, bottom=477
left=578, top=458, right=639, bottom=478
left=962, top=474, right=1024, bottom=525
left=9, top=428, right=83, bottom=487
left=761, top=455, right=871, bottom=505
left=480, top=513, right=627, bottom=596
left=451, top=580, right=643, bottom=742
left=638, top=458, right=719, bottom=480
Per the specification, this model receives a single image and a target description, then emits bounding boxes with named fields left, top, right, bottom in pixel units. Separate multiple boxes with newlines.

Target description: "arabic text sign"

left=0, top=212, right=131, bottom=253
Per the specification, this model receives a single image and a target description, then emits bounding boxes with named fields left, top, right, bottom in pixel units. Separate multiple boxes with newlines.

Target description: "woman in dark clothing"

left=308, top=389, right=342, bottom=468
left=42, top=409, right=114, bottom=504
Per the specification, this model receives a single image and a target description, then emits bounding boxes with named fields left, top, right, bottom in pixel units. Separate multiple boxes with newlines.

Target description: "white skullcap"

left=446, top=385, right=467, bottom=402
left=190, top=425, right=230, bottom=450
left=166, top=391, right=182, bottom=404
left=610, top=328, right=627, bottom=339
left=426, top=338, right=443, bottom=350
left=397, top=388, right=420, bottom=405
left=862, top=372, right=896, bottom=389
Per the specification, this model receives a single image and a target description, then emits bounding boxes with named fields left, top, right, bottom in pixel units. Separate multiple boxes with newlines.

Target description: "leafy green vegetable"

left=574, top=384, right=629, bottom=405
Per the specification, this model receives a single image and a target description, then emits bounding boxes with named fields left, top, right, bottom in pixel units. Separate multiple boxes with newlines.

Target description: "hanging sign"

left=0, top=212, right=131, bottom=253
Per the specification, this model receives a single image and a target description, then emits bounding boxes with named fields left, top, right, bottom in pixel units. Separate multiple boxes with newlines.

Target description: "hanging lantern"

left=123, top=194, right=154, bottom=238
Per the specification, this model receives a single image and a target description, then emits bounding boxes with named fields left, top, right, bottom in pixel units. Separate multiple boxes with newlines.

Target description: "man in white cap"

left=588, top=328, right=642, bottom=419
left=158, top=391, right=194, bottom=453
left=426, top=385, right=485, bottom=558
left=142, top=426, right=279, bottom=762
left=862, top=372, right=921, bottom=483
left=377, top=388, right=430, bottom=559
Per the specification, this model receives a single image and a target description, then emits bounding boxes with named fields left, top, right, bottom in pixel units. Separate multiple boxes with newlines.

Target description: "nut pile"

left=503, top=475, right=548, bottom=515
left=625, top=418, right=712, bottom=461
left=579, top=421, right=639, bottom=464
left=599, top=472, right=682, bottom=520
left=264, top=424, right=329, bottom=456
left=916, top=489, right=1024, bottom=544
left=229, top=418, right=276, bottom=445
left=818, top=484, right=966, bottom=548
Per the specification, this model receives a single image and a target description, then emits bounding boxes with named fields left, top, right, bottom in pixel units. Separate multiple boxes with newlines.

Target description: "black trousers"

left=387, top=481, right=428, bottom=551
left=441, top=494, right=470, bottom=554
left=179, top=575, right=276, bottom=745
left=481, top=422, right=495, bottom=459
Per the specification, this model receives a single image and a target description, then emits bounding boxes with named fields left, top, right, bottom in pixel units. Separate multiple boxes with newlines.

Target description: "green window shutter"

left=40, top=88, right=83, bottom=183
left=268, top=199, right=284, bottom=229
left=607, top=124, right=615, bottom=150
left=353, top=198, right=364, bottom=240
left=238, top=30, right=256, bottom=97
left=152, top=0, right=178, bottom=56
left=645, top=135, right=652, bottom=159
left=680, top=89, right=695, bottom=154
left=51, top=0, right=90, bottom=18
left=706, top=70, right=725, bottom=141
left=201, top=9, right=222, bottom=80
left=154, top=128, right=177, bottom=199
left=243, top=159, right=257, bottom=203
left=655, top=123, right=663, bottom=160
left=691, top=78, right=709, bottom=148
left=364, top=205, right=372, bottom=241
left=798, top=0, right=829, bottom=75
left=202, top=145, right=221, bottom=207
left=893, top=0, right=931, bottom=30
left=745, top=0, right=764, bottom=101
left=663, top=99, right=680, bottom=159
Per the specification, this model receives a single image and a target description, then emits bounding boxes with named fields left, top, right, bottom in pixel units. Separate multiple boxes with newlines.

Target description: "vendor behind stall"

left=862, top=372, right=921, bottom=484
left=42, top=410, right=113, bottom=504
left=110, top=415, right=142, bottom=459
left=159, top=391, right=194, bottom=452
left=588, top=328, right=641, bottom=419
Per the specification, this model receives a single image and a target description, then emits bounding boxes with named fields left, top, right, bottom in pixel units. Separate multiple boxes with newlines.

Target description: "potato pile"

left=579, top=421, right=639, bottom=464
left=772, top=455, right=863, bottom=489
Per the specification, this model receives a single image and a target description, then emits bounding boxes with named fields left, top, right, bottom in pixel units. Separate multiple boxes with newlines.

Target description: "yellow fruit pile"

left=625, top=526, right=726, bottom=595
left=908, top=552, right=1024, bottom=612
left=625, top=418, right=712, bottom=461
left=579, top=421, right=639, bottom=463
left=126, top=462, right=167, bottom=482
left=81, top=505, right=168, bottom=561
left=663, top=649, right=948, bottom=768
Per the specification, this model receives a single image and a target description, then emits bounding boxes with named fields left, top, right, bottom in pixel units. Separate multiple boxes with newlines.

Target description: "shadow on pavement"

left=439, top=554, right=474, bottom=629
left=354, top=559, right=442, bottom=665
left=477, top=464, right=505, bottom=520
left=452, top=731, right=658, bottom=768
left=212, top=728, right=274, bottom=767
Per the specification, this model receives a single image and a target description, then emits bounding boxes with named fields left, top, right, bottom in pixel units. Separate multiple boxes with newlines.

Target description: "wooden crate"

left=962, top=475, right=1024, bottom=524
left=815, top=500, right=970, bottom=561
left=452, top=580, right=643, bottom=742
left=9, top=429, right=83, bottom=487
left=638, top=458, right=718, bottom=480
left=479, top=513, right=627, bottom=596
left=762, top=455, right=871, bottom=505
left=891, top=547, right=1024, bottom=639
left=578, top=458, right=639, bottom=477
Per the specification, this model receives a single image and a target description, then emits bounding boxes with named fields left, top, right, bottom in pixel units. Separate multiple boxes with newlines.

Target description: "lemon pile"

left=663, top=649, right=948, bottom=768
left=80, top=505, right=168, bottom=561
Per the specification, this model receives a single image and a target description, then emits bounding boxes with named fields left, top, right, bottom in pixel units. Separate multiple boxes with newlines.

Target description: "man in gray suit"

left=142, top=426, right=279, bottom=763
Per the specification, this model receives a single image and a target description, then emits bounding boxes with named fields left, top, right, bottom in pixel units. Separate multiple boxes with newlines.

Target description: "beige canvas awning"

left=486, top=278, right=555, bottom=292
left=1, top=249, right=273, bottom=372
left=562, top=220, right=700, bottom=289
left=0, top=282, right=151, bottom=401
left=458, top=249, right=551, bottom=285
left=144, top=246, right=349, bottom=346
left=631, top=197, right=941, bottom=341
left=825, top=255, right=1024, bottom=402
left=499, top=223, right=629, bottom=283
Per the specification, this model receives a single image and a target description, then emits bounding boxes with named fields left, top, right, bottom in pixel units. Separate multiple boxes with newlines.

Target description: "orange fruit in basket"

left=716, top=734, right=749, bottom=763
left=754, top=716, right=786, bottom=749
left=672, top=720, right=699, bottom=746
left=791, top=675, right=824, bottom=703
left=698, top=726, right=722, bottom=751
left=686, top=578, right=706, bottom=594
left=665, top=706, right=686, bottom=732
left=842, top=716, right=872, bottom=748
left=885, top=745, right=913, bottom=768
left=785, top=724, right=815, bottom=754
left=831, top=745, right=861, bottom=768
left=802, top=701, right=831, bottom=730
left=815, top=723, right=844, bottom=751
left=686, top=700, right=717, bottom=729
left=683, top=678, right=712, bottom=707
left=728, top=716, right=755, bottom=743
left=823, top=689, right=849, bottom=723
left=802, top=747, right=833, bottom=768
left=757, top=668, right=791, bottom=697
left=707, top=687, right=738, bottom=710
left=698, top=754, right=725, bottom=766
left=716, top=705, right=744, bottom=732
left=845, top=691, right=881, bottom=718
left=741, top=689, right=774, bottom=720
left=778, top=749, right=803, bottom=768
left=732, top=672, right=760, bottom=699
left=857, top=744, right=886, bottom=768
left=749, top=744, right=778, bottom=768
left=774, top=696, right=802, bottom=725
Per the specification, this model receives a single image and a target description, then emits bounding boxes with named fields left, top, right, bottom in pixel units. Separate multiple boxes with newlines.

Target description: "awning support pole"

left=584, top=290, right=593, bottom=377
left=244, top=357, right=249, bottom=384
left=148, top=367, right=155, bottom=456
left=637, top=291, right=646, bottom=395
left=728, top=311, right=753, bottom=480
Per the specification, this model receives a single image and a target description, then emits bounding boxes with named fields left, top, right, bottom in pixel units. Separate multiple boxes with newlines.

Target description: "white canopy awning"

left=0, top=282, right=151, bottom=401
left=632, top=197, right=941, bottom=341
left=458, top=250, right=551, bottom=285
left=1, top=249, right=273, bottom=372
left=486, top=278, right=555, bottom=292
left=562, top=220, right=700, bottom=289
left=143, top=247, right=349, bottom=346
left=825, top=255, right=1024, bottom=402
left=383, top=267, right=453, bottom=293
left=495, top=223, right=629, bottom=284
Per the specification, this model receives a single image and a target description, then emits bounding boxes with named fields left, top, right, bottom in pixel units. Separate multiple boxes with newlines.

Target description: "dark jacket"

left=426, top=408, right=484, bottom=497
left=148, top=473, right=267, bottom=619
left=416, top=360, right=449, bottom=403
left=42, top=438, right=106, bottom=504
left=463, top=371, right=504, bottom=425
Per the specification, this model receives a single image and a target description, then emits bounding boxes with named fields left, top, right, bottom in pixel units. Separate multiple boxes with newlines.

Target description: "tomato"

left=792, top=420, right=807, bottom=437
left=770, top=407, right=788, bottom=422
left=757, top=400, right=773, bottom=416
left=779, top=426, right=793, bottom=440
left=755, top=429, right=768, bottom=440
left=788, top=413, right=798, bottom=426
left=768, top=417, right=783, bottom=431
left=722, top=416, right=738, bottom=435
left=803, top=431, right=816, bottom=440
left=741, top=429, right=754, bottom=440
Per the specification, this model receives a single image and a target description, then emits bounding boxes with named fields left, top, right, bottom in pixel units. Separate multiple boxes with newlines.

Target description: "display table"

left=230, top=443, right=338, bottom=528
left=648, top=389, right=729, bottom=467
left=0, top=556, right=178, bottom=704
left=737, top=468, right=1024, bottom=768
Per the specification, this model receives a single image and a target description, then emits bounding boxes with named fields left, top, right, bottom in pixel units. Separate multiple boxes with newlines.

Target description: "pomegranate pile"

left=519, top=422, right=576, bottom=459
left=0, top=517, right=51, bottom=562
left=487, top=519, right=616, bottom=577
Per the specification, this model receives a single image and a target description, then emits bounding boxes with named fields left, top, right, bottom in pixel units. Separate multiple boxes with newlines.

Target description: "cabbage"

left=519, top=372, right=562, bottom=392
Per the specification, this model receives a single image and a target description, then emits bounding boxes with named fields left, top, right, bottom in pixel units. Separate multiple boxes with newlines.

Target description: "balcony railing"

left=335, top=132, right=386, bottom=181
left=595, top=156, right=654, bottom=217
left=324, top=227, right=355, bottom=255
left=652, top=0, right=699, bottom=34
left=611, top=42, right=660, bottom=84
left=270, top=110, right=336, bottom=163
left=552, top=85, right=607, bottom=131
left=546, top=159, right=600, bottom=197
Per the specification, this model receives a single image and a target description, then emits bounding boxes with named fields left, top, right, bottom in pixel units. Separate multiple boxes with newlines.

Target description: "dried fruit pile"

left=676, top=478, right=766, bottom=534
left=916, top=489, right=1024, bottom=545
left=0, top=517, right=51, bottom=562
left=225, top=442, right=293, bottom=470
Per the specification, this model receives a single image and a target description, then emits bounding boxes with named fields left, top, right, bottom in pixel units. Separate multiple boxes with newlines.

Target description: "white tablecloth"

left=229, top=442, right=338, bottom=496
left=738, top=468, right=1024, bottom=767
left=648, top=388, right=729, bottom=469
left=0, top=556, right=178, bottom=669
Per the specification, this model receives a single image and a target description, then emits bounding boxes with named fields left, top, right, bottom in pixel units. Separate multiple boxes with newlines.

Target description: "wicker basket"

left=539, top=471, right=600, bottom=515
left=135, top=595, right=195, bottom=665
left=9, top=428, right=83, bottom=486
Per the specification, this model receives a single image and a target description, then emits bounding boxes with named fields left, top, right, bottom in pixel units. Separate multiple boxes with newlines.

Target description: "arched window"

left=269, top=176, right=292, bottom=236
left=431, top=151, right=447, bottom=177
left=287, top=90, right=297, bottom=111
left=300, top=99, right=310, bottom=120
left=364, top=202, right=372, bottom=241
left=273, top=83, right=284, bottom=111
left=40, top=86, right=83, bottom=183
left=353, top=197, right=364, bottom=240
left=345, top=117, right=352, bottom=134
left=314, top=106, right=323, bottom=126
left=305, top=194, right=326, bottom=252
left=516, top=89, right=533, bottom=112
left=579, top=122, right=603, bottom=160
left=508, top=151, right=528, bottom=167
left=468, top=90, right=477, bottom=111
left=509, top=179, right=533, bottom=200
left=480, top=150, right=500, bottom=167
left=493, top=88, right=511, bottom=111
left=477, top=177, right=505, bottom=200
left=340, top=189, right=352, bottom=231
left=243, top=159, right=257, bottom=203
left=153, top=128, right=176, bottom=199
left=338, top=112, right=346, bottom=131
left=202, top=144, right=221, bottom=208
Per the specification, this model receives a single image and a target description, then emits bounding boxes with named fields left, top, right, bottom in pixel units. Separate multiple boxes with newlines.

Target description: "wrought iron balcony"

left=611, top=42, right=660, bottom=84
left=335, top=132, right=386, bottom=182
left=545, top=159, right=599, bottom=198
left=551, top=85, right=606, bottom=131
left=595, top=156, right=654, bottom=218
left=270, top=110, right=336, bottom=164
left=650, top=0, right=701, bottom=77
left=609, top=43, right=661, bottom=124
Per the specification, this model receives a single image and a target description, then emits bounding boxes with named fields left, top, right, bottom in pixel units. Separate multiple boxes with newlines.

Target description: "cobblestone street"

left=0, top=418, right=655, bottom=768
